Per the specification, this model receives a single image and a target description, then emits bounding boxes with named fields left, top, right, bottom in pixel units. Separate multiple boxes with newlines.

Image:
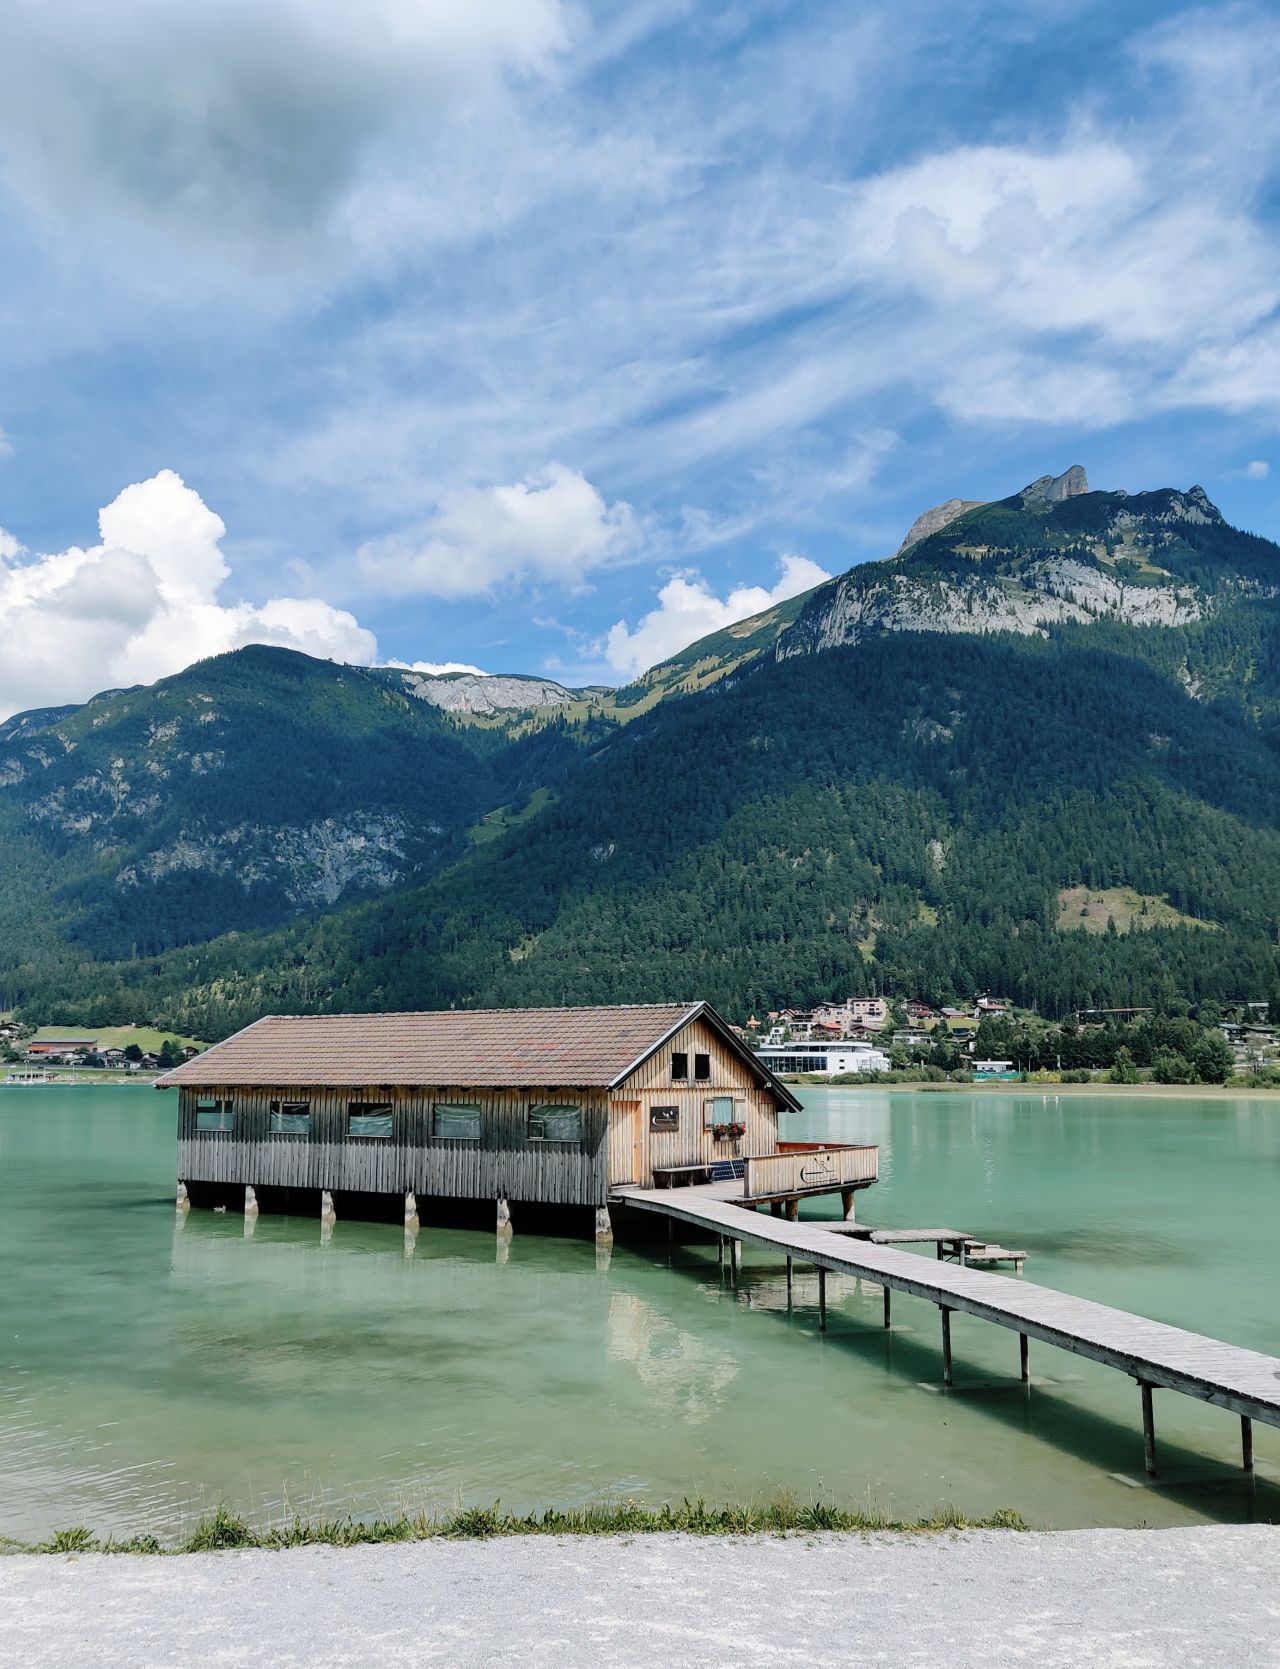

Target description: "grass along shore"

left=5, top=1499, right=1029, bottom=1556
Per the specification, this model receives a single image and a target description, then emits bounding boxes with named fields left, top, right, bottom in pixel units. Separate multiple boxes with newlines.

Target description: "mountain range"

left=5, top=466, right=1280, bottom=1037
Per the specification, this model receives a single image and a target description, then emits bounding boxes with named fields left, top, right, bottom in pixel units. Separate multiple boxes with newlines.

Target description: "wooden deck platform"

left=612, top=1182, right=1280, bottom=1476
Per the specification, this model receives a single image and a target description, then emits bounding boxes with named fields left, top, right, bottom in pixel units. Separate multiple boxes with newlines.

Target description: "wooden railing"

left=742, top=1143, right=878, bottom=1199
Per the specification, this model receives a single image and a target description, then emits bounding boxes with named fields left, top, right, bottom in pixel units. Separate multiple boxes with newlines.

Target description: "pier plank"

left=612, top=1184, right=1280, bottom=1432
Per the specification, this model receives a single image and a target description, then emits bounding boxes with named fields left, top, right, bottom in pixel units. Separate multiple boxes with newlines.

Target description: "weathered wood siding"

left=608, top=1017, right=784, bottom=1187
left=177, top=1085, right=610, bottom=1206
left=742, top=1145, right=878, bottom=1199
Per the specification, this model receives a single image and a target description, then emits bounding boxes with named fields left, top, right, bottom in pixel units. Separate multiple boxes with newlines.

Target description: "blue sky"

left=0, top=0, right=1278, bottom=716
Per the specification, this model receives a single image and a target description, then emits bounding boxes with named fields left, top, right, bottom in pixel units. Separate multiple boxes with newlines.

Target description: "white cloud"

left=0, top=428, right=12, bottom=458
left=0, top=0, right=570, bottom=253
left=0, top=471, right=377, bottom=721
left=385, top=658, right=489, bottom=676
left=358, top=464, right=637, bottom=597
left=1242, top=459, right=1270, bottom=480
left=605, top=553, right=830, bottom=678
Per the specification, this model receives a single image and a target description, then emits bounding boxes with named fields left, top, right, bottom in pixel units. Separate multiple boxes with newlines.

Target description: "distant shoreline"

left=783, top=1077, right=1280, bottom=1098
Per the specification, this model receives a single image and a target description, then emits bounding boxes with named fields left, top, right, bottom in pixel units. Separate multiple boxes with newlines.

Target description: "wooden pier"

left=613, top=1182, right=1280, bottom=1477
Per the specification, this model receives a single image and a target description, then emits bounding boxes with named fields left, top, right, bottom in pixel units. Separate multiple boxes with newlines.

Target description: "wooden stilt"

left=244, top=1184, right=259, bottom=1218
left=1019, top=1332, right=1029, bottom=1383
left=883, top=1285, right=892, bottom=1329
left=175, top=1181, right=190, bottom=1213
left=667, top=1217, right=674, bottom=1259
left=770, top=1201, right=783, bottom=1218
left=941, top=1306, right=953, bottom=1386
left=1141, top=1381, right=1157, bottom=1476
left=729, top=1238, right=739, bottom=1281
left=594, top=1205, right=613, bottom=1244
left=841, top=1189, right=856, bottom=1222
left=717, top=1235, right=724, bottom=1270
left=784, top=1199, right=799, bottom=1222
left=1242, top=1415, right=1254, bottom=1473
left=404, top=1191, right=419, bottom=1233
left=818, top=1267, right=827, bottom=1332
left=320, top=1189, right=336, bottom=1227
left=496, top=1196, right=512, bottom=1237
left=786, top=1254, right=793, bottom=1303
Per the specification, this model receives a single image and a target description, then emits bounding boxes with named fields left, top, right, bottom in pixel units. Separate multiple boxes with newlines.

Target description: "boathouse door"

left=614, top=1099, right=644, bottom=1185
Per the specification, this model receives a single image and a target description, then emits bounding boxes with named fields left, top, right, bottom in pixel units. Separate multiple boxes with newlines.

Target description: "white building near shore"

left=754, top=1040, right=891, bottom=1077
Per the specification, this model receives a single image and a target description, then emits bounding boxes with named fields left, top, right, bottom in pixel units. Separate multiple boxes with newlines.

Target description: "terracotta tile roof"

left=156, top=1004, right=710, bottom=1090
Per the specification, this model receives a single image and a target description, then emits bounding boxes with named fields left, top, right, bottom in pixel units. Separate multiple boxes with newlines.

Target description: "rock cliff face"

left=779, top=471, right=1244, bottom=660
left=897, top=498, right=986, bottom=553
left=394, top=671, right=574, bottom=714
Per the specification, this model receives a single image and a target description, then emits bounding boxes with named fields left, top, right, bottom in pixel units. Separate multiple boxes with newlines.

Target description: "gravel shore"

left=3, top=1525, right=1278, bottom=1668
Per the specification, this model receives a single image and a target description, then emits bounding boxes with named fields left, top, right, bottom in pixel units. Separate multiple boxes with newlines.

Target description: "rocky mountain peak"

left=897, top=497, right=986, bottom=554
left=1019, top=465, right=1089, bottom=506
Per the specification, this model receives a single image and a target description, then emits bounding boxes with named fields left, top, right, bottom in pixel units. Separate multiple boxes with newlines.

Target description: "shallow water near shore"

left=1, top=1083, right=1277, bottom=1541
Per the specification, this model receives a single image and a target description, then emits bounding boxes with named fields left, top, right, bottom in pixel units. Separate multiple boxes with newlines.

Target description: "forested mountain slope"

left=5, top=470, right=1280, bottom=1032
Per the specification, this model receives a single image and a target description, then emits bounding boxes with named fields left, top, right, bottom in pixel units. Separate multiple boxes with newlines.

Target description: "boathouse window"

left=269, top=1100, right=311, bottom=1135
left=194, top=1099, right=234, bottom=1133
left=433, top=1103, right=482, bottom=1140
left=694, top=1053, right=711, bottom=1081
left=670, top=1051, right=688, bottom=1081
left=528, top=1103, right=584, bottom=1142
left=704, top=1095, right=735, bottom=1128
left=348, top=1102, right=393, bottom=1139
left=650, top=1104, right=679, bottom=1133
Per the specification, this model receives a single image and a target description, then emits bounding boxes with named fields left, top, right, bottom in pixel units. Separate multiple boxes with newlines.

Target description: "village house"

left=153, top=1003, right=882, bottom=1238
left=25, top=1035, right=98, bottom=1058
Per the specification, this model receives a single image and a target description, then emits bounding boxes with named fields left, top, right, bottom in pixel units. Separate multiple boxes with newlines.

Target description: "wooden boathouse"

left=158, top=1002, right=877, bottom=1236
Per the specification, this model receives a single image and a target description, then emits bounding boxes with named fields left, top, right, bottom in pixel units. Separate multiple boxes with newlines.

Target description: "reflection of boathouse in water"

left=159, top=1003, right=878, bottom=1237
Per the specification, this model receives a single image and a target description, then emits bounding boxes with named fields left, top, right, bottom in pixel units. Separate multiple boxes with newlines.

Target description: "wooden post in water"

left=496, top=1196, right=512, bottom=1238
left=729, top=1238, right=739, bottom=1281
left=784, top=1199, right=799, bottom=1222
left=176, top=1181, right=190, bottom=1213
left=717, top=1235, right=724, bottom=1271
left=1019, top=1333, right=1029, bottom=1383
left=941, top=1306, right=953, bottom=1386
left=667, top=1217, right=674, bottom=1259
left=320, top=1189, right=336, bottom=1226
left=1140, top=1381, right=1157, bottom=1476
left=1241, top=1415, right=1254, bottom=1473
left=786, top=1254, right=793, bottom=1304
left=841, top=1190, right=856, bottom=1222
left=818, top=1267, right=827, bottom=1332
left=883, top=1285, right=892, bottom=1329
left=404, top=1191, right=419, bottom=1233
left=595, top=1205, right=613, bottom=1244
left=244, top=1184, right=259, bottom=1219
left=770, top=1201, right=783, bottom=1218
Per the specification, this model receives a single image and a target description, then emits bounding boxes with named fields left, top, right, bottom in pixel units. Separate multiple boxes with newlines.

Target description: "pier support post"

left=786, top=1255, right=793, bottom=1305
left=784, top=1199, right=799, bottom=1222
left=729, top=1238, right=739, bottom=1281
left=1140, top=1381, right=1157, bottom=1476
left=176, top=1181, right=190, bottom=1213
left=718, top=1235, right=724, bottom=1271
left=1019, top=1333, right=1029, bottom=1383
left=1242, top=1415, right=1254, bottom=1473
left=320, top=1189, right=336, bottom=1225
left=841, top=1190, right=856, bottom=1222
left=595, top=1206, right=613, bottom=1244
left=941, top=1306, right=953, bottom=1386
left=883, top=1285, right=892, bottom=1329
left=496, top=1196, right=512, bottom=1238
left=244, top=1185, right=259, bottom=1219
left=667, top=1217, right=674, bottom=1259
left=770, top=1201, right=783, bottom=1218
left=818, top=1267, right=827, bottom=1332
left=404, top=1191, right=419, bottom=1233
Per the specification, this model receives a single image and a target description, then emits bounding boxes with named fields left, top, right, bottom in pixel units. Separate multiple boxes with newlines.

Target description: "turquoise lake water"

left=0, top=1083, right=1277, bottom=1541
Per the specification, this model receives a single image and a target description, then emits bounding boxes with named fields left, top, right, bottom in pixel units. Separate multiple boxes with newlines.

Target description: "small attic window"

left=694, top=1053, right=711, bottom=1081
left=671, top=1051, right=689, bottom=1081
